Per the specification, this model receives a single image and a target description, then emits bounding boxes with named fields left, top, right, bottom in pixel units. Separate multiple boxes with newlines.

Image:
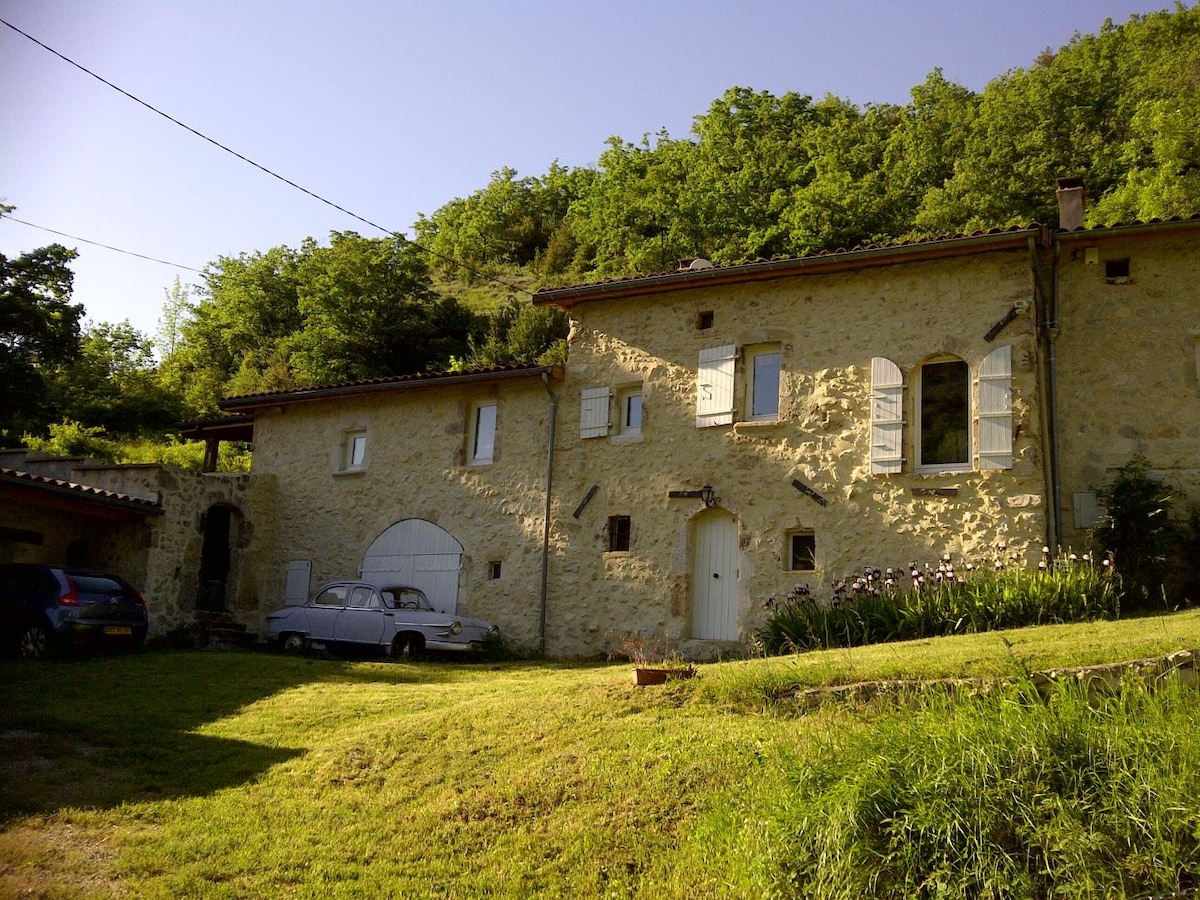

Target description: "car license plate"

left=104, top=626, right=132, bottom=636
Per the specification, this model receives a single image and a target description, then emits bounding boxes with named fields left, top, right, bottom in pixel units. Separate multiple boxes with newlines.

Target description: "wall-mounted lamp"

left=669, top=484, right=719, bottom=507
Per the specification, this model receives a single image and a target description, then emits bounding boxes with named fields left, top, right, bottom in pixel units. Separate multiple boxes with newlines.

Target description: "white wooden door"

left=691, top=509, right=738, bottom=640
left=360, top=519, right=463, bottom=614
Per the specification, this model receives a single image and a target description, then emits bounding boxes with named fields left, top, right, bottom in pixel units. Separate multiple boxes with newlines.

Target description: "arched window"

left=918, top=357, right=970, bottom=470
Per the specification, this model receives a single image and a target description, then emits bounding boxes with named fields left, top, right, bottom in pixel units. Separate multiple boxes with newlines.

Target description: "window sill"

left=610, top=431, right=644, bottom=445
left=333, top=468, right=367, bottom=478
left=733, top=419, right=783, bottom=433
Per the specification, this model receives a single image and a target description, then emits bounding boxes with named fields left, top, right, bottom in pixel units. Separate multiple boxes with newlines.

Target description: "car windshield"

left=382, top=588, right=433, bottom=611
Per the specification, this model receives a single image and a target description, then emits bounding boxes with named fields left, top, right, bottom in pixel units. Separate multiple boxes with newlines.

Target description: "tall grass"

left=769, top=677, right=1200, bottom=898
left=759, top=552, right=1121, bottom=654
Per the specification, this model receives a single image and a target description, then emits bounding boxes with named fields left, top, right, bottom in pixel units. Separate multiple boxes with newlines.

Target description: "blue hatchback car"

left=0, top=564, right=149, bottom=659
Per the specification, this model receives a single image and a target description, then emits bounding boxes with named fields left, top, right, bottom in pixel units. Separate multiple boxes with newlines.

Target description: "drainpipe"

left=1046, top=238, right=1063, bottom=549
left=538, top=372, right=558, bottom=656
left=1029, top=234, right=1060, bottom=552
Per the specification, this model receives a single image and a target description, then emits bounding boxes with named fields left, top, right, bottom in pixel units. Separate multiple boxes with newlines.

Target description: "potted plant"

left=617, top=631, right=696, bottom=686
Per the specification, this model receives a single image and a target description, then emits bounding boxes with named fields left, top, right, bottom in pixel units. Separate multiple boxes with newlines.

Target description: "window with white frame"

left=470, top=402, right=497, bottom=465
left=580, top=385, right=644, bottom=439
left=746, top=345, right=781, bottom=420
left=918, top=357, right=970, bottom=470
left=618, top=387, right=643, bottom=435
left=695, top=343, right=781, bottom=426
left=869, top=346, right=1013, bottom=475
left=340, top=430, right=367, bottom=472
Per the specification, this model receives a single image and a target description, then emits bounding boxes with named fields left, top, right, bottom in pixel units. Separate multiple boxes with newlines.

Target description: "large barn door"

left=361, top=520, right=463, bottom=614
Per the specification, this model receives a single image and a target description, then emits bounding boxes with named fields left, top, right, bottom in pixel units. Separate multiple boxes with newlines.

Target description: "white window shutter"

left=580, top=387, right=612, bottom=438
left=696, top=345, right=736, bottom=427
left=870, top=357, right=904, bottom=474
left=978, top=344, right=1013, bottom=470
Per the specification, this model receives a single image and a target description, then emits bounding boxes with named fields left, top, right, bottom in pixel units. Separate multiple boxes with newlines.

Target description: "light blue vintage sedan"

left=265, top=581, right=499, bottom=658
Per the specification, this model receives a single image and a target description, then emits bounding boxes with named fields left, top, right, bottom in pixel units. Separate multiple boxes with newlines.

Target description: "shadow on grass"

left=0, top=648, right=484, bottom=822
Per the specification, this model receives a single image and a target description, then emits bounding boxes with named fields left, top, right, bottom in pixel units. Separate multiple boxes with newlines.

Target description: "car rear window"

left=69, top=575, right=127, bottom=594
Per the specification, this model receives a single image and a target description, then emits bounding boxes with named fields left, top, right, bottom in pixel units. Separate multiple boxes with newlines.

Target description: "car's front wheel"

left=19, top=624, right=49, bottom=660
left=281, top=633, right=306, bottom=653
left=389, top=633, right=424, bottom=661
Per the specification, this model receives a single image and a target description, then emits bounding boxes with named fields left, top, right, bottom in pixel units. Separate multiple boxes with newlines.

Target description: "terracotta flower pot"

left=633, top=667, right=668, bottom=686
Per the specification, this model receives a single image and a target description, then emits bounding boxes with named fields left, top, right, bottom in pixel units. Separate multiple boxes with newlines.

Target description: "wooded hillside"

left=3, top=6, right=1198, bottom=458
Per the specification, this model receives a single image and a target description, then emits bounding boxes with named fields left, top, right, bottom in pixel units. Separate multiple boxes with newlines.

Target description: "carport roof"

left=0, top=467, right=164, bottom=521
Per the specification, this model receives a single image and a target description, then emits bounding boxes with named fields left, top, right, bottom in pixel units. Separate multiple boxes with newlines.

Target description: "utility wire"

left=0, top=16, right=536, bottom=297
left=2, top=213, right=204, bottom=273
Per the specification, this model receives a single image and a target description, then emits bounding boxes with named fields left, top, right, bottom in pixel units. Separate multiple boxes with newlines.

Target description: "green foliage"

left=457, top=297, right=569, bottom=369
left=0, top=242, right=84, bottom=444
left=24, top=420, right=250, bottom=472
left=45, top=320, right=184, bottom=437
left=161, top=232, right=482, bottom=412
left=1093, top=454, right=1192, bottom=608
left=758, top=552, right=1121, bottom=655
left=773, top=679, right=1200, bottom=897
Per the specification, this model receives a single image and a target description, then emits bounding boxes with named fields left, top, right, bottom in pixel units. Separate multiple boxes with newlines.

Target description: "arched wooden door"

left=690, top=508, right=738, bottom=641
left=360, top=519, right=463, bottom=614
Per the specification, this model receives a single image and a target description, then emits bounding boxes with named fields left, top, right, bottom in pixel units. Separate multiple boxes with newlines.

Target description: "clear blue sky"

left=0, top=1, right=1182, bottom=341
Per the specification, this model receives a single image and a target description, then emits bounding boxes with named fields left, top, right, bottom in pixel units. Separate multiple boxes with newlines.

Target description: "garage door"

left=360, top=519, right=463, bottom=614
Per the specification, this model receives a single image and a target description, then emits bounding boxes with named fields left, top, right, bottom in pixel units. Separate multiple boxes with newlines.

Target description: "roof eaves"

left=534, top=226, right=1045, bottom=308
left=218, top=363, right=563, bottom=412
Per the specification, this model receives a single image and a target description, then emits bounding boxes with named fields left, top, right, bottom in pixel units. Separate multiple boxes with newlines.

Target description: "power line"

left=0, top=16, right=536, bottom=298
left=2, top=214, right=204, bottom=273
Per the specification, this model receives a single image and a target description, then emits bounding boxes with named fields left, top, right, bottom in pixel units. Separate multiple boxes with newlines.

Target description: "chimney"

left=1056, top=177, right=1086, bottom=231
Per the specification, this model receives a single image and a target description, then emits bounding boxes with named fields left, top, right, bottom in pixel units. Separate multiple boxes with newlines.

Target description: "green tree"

left=47, top=320, right=184, bottom=437
left=0, top=240, right=84, bottom=443
left=458, top=298, right=568, bottom=369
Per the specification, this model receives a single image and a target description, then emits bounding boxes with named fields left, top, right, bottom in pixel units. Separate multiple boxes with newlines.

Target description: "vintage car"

left=265, top=581, right=499, bottom=658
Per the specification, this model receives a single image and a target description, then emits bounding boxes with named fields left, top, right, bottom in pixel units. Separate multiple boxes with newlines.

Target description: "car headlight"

left=449, top=620, right=462, bottom=635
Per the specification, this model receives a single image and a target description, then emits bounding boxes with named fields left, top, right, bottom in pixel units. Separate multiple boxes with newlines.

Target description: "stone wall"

left=544, top=248, right=1049, bottom=658
left=244, top=375, right=557, bottom=652
left=1055, top=226, right=1200, bottom=548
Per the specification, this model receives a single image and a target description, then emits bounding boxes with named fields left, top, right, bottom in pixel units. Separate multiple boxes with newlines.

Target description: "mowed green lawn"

left=2, top=610, right=1199, bottom=898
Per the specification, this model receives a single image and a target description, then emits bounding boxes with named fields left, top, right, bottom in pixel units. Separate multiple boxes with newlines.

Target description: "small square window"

left=1105, top=258, right=1131, bottom=281
left=607, top=515, right=631, bottom=552
left=697, top=311, right=714, bottom=330
left=788, top=533, right=816, bottom=571
left=487, top=560, right=502, bottom=580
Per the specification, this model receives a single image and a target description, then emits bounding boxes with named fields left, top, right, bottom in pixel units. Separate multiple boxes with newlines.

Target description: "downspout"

left=538, top=372, right=558, bottom=656
left=1047, top=238, right=1063, bottom=549
left=1029, top=233, right=1061, bottom=550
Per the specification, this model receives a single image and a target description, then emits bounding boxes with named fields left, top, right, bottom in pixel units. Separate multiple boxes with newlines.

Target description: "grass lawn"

left=2, top=609, right=1199, bottom=898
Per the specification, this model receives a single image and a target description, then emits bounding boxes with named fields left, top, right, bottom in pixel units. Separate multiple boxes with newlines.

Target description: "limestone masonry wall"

left=545, top=248, right=1048, bottom=657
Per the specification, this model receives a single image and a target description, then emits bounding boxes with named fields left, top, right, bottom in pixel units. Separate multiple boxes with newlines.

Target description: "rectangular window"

left=620, top=389, right=643, bottom=434
left=697, top=310, right=714, bottom=330
left=487, top=560, right=502, bottom=580
left=788, top=532, right=816, bottom=572
left=748, top=347, right=781, bottom=419
left=346, top=432, right=367, bottom=469
left=919, top=359, right=970, bottom=469
left=607, top=515, right=631, bottom=552
left=471, top=402, right=497, bottom=464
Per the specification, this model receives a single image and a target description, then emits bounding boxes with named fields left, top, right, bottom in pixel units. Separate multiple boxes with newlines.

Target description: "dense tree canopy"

left=420, top=5, right=1200, bottom=282
left=9, top=6, right=1200, bottom=447
left=0, top=242, right=84, bottom=444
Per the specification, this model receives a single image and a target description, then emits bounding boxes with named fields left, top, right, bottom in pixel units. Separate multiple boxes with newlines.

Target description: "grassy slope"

left=1, top=609, right=1198, bottom=898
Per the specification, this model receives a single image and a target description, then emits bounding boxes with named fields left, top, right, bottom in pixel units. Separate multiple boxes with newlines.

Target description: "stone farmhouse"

left=2, top=184, right=1198, bottom=657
